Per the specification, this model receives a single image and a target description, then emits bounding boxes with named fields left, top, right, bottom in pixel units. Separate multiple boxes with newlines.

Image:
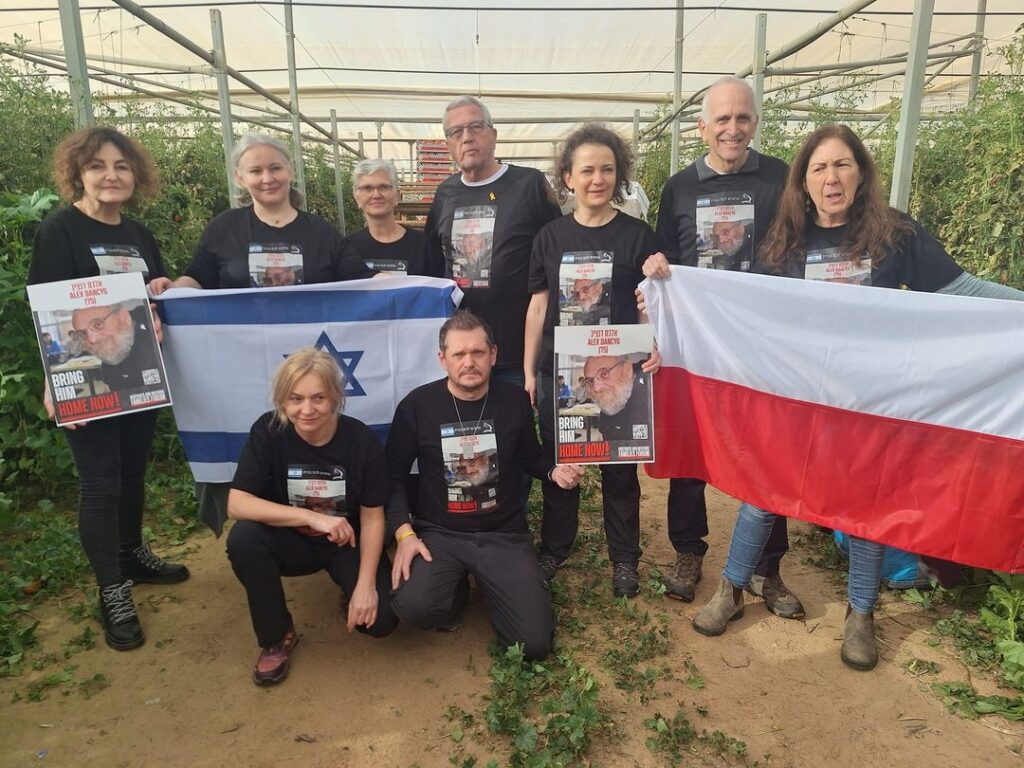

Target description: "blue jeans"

left=722, top=502, right=884, bottom=614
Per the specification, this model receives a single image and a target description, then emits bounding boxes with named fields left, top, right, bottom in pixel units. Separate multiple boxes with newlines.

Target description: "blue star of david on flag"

left=312, top=331, right=366, bottom=396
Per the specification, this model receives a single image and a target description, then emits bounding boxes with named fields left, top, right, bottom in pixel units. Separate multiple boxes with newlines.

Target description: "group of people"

left=28, top=77, right=1022, bottom=684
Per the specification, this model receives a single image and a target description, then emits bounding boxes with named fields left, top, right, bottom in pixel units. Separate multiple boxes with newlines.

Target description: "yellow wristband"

left=396, top=529, right=417, bottom=544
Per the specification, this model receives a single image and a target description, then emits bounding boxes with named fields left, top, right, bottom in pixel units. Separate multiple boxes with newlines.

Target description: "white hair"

left=699, top=77, right=757, bottom=123
left=443, top=95, right=493, bottom=127
left=352, top=158, right=399, bottom=193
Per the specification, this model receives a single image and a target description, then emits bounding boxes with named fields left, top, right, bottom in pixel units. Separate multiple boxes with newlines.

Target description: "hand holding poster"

left=27, top=271, right=171, bottom=426
left=553, top=324, right=655, bottom=464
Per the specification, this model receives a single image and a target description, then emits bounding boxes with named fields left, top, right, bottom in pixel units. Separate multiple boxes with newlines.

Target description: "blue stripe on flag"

left=160, top=286, right=452, bottom=326
left=180, top=424, right=392, bottom=464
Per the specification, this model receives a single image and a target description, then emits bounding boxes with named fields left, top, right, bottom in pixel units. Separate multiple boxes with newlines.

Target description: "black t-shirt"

left=28, top=205, right=166, bottom=286
left=528, top=212, right=657, bottom=376
left=385, top=378, right=553, bottom=534
left=420, top=165, right=562, bottom=370
left=348, top=226, right=426, bottom=275
left=184, top=206, right=375, bottom=289
left=655, top=150, right=788, bottom=271
left=232, top=411, right=388, bottom=536
left=758, top=213, right=963, bottom=292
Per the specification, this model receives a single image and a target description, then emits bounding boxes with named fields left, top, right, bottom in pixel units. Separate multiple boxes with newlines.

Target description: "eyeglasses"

left=356, top=183, right=395, bottom=195
left=69, top=308, right=119, bottom=340
left=444, top=121, right=491, bottom=140
left=582, top=358, right=627, bottom=388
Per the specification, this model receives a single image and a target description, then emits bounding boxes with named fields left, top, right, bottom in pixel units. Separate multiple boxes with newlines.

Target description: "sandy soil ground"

left=1, top=477, right=1021, bottom=768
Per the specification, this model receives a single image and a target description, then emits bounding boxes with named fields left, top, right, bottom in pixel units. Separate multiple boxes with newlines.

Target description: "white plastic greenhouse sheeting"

left=2, top=0, right=1023, bottom=169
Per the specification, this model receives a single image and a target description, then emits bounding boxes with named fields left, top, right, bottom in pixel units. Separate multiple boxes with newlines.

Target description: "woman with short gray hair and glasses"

left=347, top=158, right=425, bottom=275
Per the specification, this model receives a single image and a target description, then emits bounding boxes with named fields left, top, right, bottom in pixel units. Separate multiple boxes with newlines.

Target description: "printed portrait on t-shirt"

left=449, top=205, right=496, bottom=288
left=440, top=420, right=499, bottom=514
left=248, top=243, right=305, bottom=287
left=287, top=464, right=347, bottom=536
left=695, top=191, right=755, bottom=272
left=559, top=251, right=613, bottom=327
left=90, top=244, right=150, bottom=279
left=804, top=247, right=872, bottom=285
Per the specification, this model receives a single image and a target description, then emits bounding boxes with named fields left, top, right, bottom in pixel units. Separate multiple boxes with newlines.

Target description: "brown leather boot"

left=663, top=552, right=703, bottom=602
left=841, top=604, right=878, bottom=671
left=692, top=577, right=744, bottom=636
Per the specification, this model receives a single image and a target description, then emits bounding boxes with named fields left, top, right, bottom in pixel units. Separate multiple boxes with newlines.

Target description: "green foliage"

left=0, top=52, right=74, bottom=193
left=931, top=681, right=1024, bottom=722
left=644, top=707, right=696, bottom=764
left=911, top=33, right=1024, bottom=289
left=600, top=605, right=671, bottom=700
left=979, top=573, right=1024, bottom=689
left=485, top=643, right=608, bottom=767
left=0, top=189, right=70, bottom=518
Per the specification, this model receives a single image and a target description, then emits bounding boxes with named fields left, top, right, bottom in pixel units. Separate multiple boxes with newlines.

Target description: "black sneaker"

left=612, top=561, right=640, bottom=598
left=99, top=580, right=145, bottom=651
left=538, top=553, right=562, bottom=584
left=120, top=543, right=190, bottom=585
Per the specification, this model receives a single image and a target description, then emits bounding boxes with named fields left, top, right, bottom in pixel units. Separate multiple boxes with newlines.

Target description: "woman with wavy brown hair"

left=693, top=123, right=1023, bottom=671
left=28, top=126, right=189, bottom=652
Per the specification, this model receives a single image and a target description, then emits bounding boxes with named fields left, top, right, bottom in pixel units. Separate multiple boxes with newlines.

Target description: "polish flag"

left=641, top=267, right=1024, bottom=573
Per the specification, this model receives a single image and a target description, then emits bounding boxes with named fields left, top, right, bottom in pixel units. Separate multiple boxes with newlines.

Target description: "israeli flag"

left=156, top=276, right=461, bottom=482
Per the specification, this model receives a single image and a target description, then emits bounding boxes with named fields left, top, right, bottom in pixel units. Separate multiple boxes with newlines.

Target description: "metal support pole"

left=110, top=0, right=360, bottom=157
left=752, top=13, right=767, bottom=151
left=376, top=122, right=383, bottom=158
left=890, top=0, right=934, bottom=212
left=209, top=10, right=237, bottom=207
left=283, top=0, right=306, bottom=205
left=408, top=141, right=416, bottom=182
left=968, top=0, right=987, bottom=101
left=670, top=0, right=684, bottom=175
left=632, top=109, right=640, bottom=151
left=330, top=110, right=346, bottom=234
left=57, top=0, right=93, bottom=127
left=358, top=131, right=364, bottom=156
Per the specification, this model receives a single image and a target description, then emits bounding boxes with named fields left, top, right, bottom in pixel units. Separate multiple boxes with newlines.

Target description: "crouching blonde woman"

left=226, top=348, right=396, bottom=685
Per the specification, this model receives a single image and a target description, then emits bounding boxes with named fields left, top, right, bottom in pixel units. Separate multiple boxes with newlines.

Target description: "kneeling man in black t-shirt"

left=387, top=311, right=583, bottom=660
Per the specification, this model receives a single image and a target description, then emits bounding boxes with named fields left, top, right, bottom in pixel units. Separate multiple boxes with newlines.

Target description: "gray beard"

left=593, top=374, right=634, bottom=416
left=98, top=322, right=135, bottom=365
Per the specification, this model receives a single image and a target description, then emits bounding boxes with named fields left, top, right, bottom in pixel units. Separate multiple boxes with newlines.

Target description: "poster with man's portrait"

left=553, top=324, right=655, bottom=465
left=27, top=271, right=171, bottom=426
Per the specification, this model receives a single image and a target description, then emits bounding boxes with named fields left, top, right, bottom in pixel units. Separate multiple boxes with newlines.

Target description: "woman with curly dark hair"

left=694, top=123, right=1024, bottom=671
left=523, top=124, right=659, bottom=598
left=28, top=126, right=189, bottom=652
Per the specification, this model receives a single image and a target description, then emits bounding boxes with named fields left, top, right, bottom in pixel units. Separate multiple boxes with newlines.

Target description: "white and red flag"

left=641, top=267, right=1024, bottom=573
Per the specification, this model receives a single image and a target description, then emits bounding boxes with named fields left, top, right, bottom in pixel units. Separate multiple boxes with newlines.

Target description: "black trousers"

left=536, top=374, right=642, bottom=564
left=63, top=408, right=159, bottom=585
left=667, top=477, right=789, bottom=577
left=390, top=522, right=555, bottom=661
left=226, top=520, right=398, bottom=648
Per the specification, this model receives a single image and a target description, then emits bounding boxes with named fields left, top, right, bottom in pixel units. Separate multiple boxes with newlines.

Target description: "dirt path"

left=1, top=477, right=1021, bottom=767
